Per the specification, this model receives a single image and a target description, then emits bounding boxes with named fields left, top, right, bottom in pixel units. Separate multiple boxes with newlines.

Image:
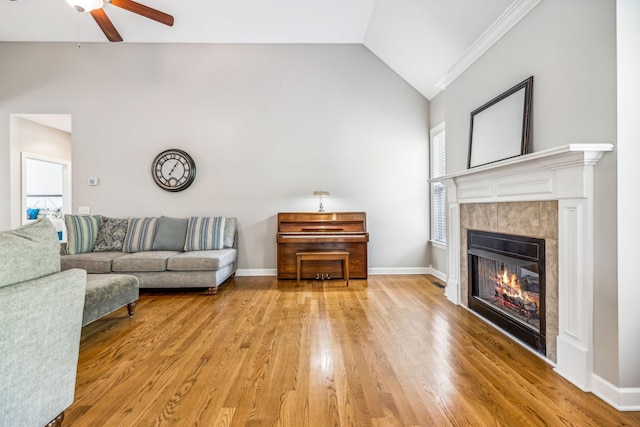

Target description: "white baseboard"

left=427, top=267, right=447, bottom=282
left=591, top=374, right=640, bottom=411
left=368, top=267, right=431, bottom=275
left=235, top=267, right=444, bottom=278
left=235, top=268, right=277, bottom=276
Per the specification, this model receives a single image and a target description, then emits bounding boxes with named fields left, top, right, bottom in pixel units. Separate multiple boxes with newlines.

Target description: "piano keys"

left=277, top=212, right=369, bottom=280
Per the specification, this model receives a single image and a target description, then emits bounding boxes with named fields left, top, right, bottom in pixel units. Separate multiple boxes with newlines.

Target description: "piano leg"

left=343, top=256, right=349, bottom=287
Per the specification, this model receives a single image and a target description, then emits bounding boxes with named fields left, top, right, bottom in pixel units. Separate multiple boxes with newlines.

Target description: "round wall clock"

left=151, top=149, right=197, bottom=192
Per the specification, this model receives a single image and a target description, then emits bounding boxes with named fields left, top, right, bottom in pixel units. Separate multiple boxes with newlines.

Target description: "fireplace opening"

left=468, top=230, right=546, bottom=355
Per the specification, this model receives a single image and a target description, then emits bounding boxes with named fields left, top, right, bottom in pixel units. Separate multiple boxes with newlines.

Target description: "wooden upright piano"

left=277, top=212, right=369, bottom=280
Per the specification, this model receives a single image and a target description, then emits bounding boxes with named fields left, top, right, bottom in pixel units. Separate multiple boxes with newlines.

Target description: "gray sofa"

left=0, top=219, right=86, bottom=427
left=60, top=215, right=237, bottom=293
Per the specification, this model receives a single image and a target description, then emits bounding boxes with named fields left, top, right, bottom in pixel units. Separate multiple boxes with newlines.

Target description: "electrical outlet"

left=88, top=177, right=99, bottom=186
left=78, top=206, right=90, bottom=214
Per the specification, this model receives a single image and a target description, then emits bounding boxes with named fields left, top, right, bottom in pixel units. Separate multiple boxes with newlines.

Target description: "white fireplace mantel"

left=441, top=143, right=613, bottom=392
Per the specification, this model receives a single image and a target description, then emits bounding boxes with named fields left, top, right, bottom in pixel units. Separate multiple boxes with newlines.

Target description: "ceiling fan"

left=66, top=0, right=174, bottom=42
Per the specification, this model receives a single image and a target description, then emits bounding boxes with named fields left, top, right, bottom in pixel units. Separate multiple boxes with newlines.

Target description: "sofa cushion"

left=123, top=217, right=159, bottom=253
left=167, top=249, right=237, bottom=271
left=112, top=251, right=181, bottom=272
left=224, top=217, right=237, bottom=248
left=94, top=217, right=128, bottom=252
left=0, top=219, right=61, bottom=287
left=65, top=214, right=101, bottom=254
left=152, top=216, right=188, bottom=251
left=61, top=251, right=125, bottom=274
left=184, top=217, right=226, bottom=251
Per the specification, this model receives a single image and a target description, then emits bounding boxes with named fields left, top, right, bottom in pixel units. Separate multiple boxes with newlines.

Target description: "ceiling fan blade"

left=110, top=0, right=174, bottom=26
left=90, top=9, right=123, bottom=42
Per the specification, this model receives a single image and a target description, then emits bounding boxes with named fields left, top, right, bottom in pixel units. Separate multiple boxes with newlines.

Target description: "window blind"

left=430, top=124, right=446, bottom=244
left=432, top=129, right=446, bottom=178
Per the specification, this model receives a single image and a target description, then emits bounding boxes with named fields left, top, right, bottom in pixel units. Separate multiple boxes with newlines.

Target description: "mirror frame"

left=468, top=76, right=533, bottom=168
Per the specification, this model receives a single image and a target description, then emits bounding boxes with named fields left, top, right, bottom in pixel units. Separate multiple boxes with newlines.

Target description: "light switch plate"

left=78, top=206, right=90, bottom=214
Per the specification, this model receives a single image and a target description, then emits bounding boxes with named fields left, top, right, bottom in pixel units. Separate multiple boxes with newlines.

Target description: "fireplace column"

left=557, top=197, right=594, bottom=390
left=444, top=176, right=461, bottom=305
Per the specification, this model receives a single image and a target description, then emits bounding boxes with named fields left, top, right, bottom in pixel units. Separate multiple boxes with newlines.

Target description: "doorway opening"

left=10, top=114, right=72, bottom=238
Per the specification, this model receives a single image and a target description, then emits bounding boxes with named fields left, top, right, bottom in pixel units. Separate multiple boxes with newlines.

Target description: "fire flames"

left=493, top=268, right=539, bottom=318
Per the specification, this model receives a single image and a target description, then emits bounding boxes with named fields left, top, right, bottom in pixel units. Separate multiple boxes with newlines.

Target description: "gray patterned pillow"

left=93, top=217, right=128, bottom=252
left=0, top=219, right=61, bottom=287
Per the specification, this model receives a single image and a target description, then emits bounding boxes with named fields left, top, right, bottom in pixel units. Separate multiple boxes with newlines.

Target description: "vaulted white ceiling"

left=0, top=0, right=537, bottom=100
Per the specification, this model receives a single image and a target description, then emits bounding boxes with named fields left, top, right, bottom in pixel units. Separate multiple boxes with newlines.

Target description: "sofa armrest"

left=0, top=268, right=86, bottom=427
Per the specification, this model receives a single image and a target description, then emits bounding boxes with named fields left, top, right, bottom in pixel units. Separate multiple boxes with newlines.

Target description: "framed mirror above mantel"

left=468, top=76, right=534, bottom=168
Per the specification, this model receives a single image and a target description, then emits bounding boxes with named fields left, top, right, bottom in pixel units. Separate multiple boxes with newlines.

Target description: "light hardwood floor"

left=66, top=275, right=640, bottom=426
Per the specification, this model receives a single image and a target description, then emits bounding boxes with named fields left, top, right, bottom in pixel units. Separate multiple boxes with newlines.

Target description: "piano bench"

left=296, top=251, right=349, bottom=287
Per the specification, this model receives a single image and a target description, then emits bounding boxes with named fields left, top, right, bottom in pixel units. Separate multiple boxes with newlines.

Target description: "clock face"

left=152, top=149, right=196, bottom=192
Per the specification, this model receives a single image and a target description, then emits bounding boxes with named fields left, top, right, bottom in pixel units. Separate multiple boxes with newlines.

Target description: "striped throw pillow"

left=64, top=214, right=101, bottom=254
left=184, top=217, right=226, bottom=251
left=123, top=217, right=159, bottom=253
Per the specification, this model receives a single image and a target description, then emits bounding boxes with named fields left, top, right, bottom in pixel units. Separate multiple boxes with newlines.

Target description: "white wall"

left=0, top=43, right=430, bottom=273
left=617, top=0, right=640, bottom=392
left=11, top=117, right=71, bottom=160
left=443, top=0, right=618, bottom=385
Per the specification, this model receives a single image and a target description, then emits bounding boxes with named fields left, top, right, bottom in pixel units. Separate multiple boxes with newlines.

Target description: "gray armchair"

left=0, top=219, right=86, bottom=427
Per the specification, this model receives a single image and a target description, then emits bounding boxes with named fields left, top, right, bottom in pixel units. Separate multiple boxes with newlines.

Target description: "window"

left=430, top=122, right=446, bottom=245
left=25, top=158, right=64, bottom=213
left=21, top=152, right=71, bottom=225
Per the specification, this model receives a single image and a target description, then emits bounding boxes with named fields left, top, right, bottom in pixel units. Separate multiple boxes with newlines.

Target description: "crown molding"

left=434, top=0, right=543, bottom=90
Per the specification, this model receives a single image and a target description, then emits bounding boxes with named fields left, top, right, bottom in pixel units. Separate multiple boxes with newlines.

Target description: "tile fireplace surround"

left=441, top=144, right=613, bottom=395
left=460, top=200, right=558, bottom=360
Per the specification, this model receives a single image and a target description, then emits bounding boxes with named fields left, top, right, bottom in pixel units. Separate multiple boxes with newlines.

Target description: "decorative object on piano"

left=277, top=212, right=369, bottom=280
left=468, top=76, right=533, bottom=168
left=313, top=190, right=330, bottom=212
left=152, top=149, right=197, bottom=192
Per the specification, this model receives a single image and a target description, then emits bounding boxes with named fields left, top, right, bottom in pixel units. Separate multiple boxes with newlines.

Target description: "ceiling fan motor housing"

left=67, top=0, right=104, bottom=13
